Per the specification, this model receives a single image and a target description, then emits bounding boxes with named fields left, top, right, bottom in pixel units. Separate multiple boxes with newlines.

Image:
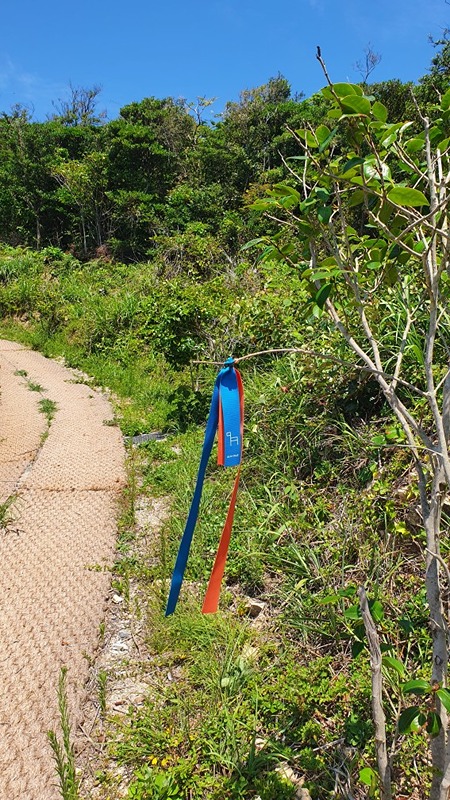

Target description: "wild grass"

left=38, top=398, right=57, bottom=423
left=47, top=667, right=80, bottom=800
left=0, top=246, right=435, bottom=798
left=0, top=495, right=16, bottom=529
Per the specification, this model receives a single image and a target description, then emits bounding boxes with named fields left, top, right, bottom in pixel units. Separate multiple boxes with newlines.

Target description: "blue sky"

left=0, top=0, right=448, bottom=121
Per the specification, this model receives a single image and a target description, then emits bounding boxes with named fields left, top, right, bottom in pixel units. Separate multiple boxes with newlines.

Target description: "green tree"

left=52, top=150, right=110, bottom=255
left=250, top=66, right=450, bottom=799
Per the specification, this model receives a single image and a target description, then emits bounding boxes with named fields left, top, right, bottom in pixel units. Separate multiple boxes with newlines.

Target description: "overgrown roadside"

left=0, top=246, right=439, bottom=799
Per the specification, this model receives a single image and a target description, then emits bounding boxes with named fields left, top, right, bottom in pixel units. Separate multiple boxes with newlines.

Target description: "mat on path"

left=0, top=340, right=126, bottom=800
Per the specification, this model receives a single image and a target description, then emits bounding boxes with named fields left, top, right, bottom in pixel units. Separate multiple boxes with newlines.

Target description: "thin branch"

left=358, top=586, right=392, bottom=800
left=192, top=347, right=427, bottom=397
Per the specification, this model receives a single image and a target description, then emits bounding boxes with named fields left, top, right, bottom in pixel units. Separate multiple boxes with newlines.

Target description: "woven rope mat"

left=0, top=340, right=126, bottom=799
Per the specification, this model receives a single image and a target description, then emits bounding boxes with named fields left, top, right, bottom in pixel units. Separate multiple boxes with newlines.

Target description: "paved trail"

left=0, top=340, right=126, bottom=800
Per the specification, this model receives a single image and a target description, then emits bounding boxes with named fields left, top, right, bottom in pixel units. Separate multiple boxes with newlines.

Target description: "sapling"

left=248, top=53, right=450, bottom=799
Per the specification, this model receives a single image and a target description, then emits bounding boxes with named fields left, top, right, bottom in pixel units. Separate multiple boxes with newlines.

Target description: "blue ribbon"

left=220, top=367, right=241, bottom=465
left=165, top=361, right=240, bottom=616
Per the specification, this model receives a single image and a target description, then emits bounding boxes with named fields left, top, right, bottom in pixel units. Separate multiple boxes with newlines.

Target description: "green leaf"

left=372, top=434, right=386, bottom=446
left=345, top=603, right=361, bottom=620
left=333, top=83, right=363, bottom=97
left=241, top=237, right=266, bottom=251
left=441, top=88, right=450, bottom=111
left=342, top=156, right=365, bottom=173
left=372, top=101, right=388, bottom=122
left=340, top=95, right=372, bottom=116
left=382, top=656, right=406, bottom=677
left=272, top=183, right=301, bottom=201
left=251, top=198, right=279, bottom=211
left=317, top=206, right=333, bottom=224
left=427, top=711, right=442, bottom=737
left=318, top=594, right=340, bottom=605
left=405, top=138, right=425, bottom=154
left=410, top=343, right=424, bottom=366
left=318, top=126, right=339, bottom=153
left=348, top=189, right=366, bottom=207
left=410, top=712, right=427, bottom=733
left=387, top=187, right=428, bottom=208
left=338, top=586, right=357, bottom=598
left=314, top=187, right=331, bottom=202
left=315, top=283, right=332, bottom=308
left=369, top=599, right=384, bottom=622
left=398, top=706, right=421, bottom=733
left=359, top=767, right=377, bottom=788
left=296, top=128, right=318, bottom=148
left=310, top=270, right=340, bottom=281
left=436, top=688, right=450, bottom=714
left=315, top=124, right=330, bottom=144
left=402, top=678, right=431, bottom=695
left=363, top=160, right=391, bottom=182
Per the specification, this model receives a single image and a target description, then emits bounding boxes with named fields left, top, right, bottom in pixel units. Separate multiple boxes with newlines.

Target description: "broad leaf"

left=315, top=124, right=331, bottom=144
left=369, top=599, right=384, bottom=622
left=333, top=83, right=363, bottom=97
left=398, top=706, right=421, bottom=733
left=441, top=88, right=450, bottom=111
left=342, top=156, right=365, bottom=174
left=359, top=767, right=378, bottom=788
left=272, top=183, right=301, bottom=201
left=315, top=284, right=332, bottom=308
left=340, top=95, right=372, bottom=116
left=318, top=594, right=340, bottom=605
left=382, top=656, right=406, bottom=677
left=427, top=711, right=442, bottom=737
left=352, top=639, right=365, bottom=658
left=241, top=237, right=266, bottom=251
left=318, top=126, right=339, bottom=153
left=387, top=187, right=428, bottom=208
left=436, top=688, right=450, bottom=714
left=349, top=189, right=366, bottom=207
left=405, top=138, right=425, bottom=154
left=372, top=101, right=388, bottom=122
left=402, top=678, right=431, bottom=695
left=317, top=206, right=332, bottom=224
left=345, top=603, right=361, bottom=620
left=338, top=586, right=357, bottom=598
left=296, top=128, right=318, bottom=148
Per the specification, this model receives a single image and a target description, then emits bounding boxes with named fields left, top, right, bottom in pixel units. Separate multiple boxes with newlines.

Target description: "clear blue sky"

left=0, top=0, right=448, bottom=121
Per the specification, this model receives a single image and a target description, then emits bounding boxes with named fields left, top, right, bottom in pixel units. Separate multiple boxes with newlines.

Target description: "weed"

left=0, top=495, right=15, bottom=529
left=97, top=670, right=107, bottom=717
left=38, top=397, right=57, bottom=423
left=14, top=369, right=27, bottom=377
left=27, top=380, right=44, bottom=392
left=47, top=667, right=80, bottom=800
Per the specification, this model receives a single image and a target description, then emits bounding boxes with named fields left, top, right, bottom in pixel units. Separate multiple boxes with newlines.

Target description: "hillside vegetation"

left=1, top=40, right=450, bottom=800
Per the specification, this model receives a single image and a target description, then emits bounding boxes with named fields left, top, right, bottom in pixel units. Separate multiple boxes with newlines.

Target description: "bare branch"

left=358, top=586, right=392, bottom=800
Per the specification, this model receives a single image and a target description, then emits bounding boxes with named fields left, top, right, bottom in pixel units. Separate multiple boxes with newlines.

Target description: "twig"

left=192, top=347, right=427, bottom=397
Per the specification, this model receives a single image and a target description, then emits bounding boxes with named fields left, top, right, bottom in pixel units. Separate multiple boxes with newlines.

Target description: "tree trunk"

left=421, top=466, right=449, bottom=800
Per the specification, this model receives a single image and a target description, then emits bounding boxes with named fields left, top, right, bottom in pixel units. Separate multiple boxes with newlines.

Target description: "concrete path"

left=0, top=340, right=126, bottom=799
